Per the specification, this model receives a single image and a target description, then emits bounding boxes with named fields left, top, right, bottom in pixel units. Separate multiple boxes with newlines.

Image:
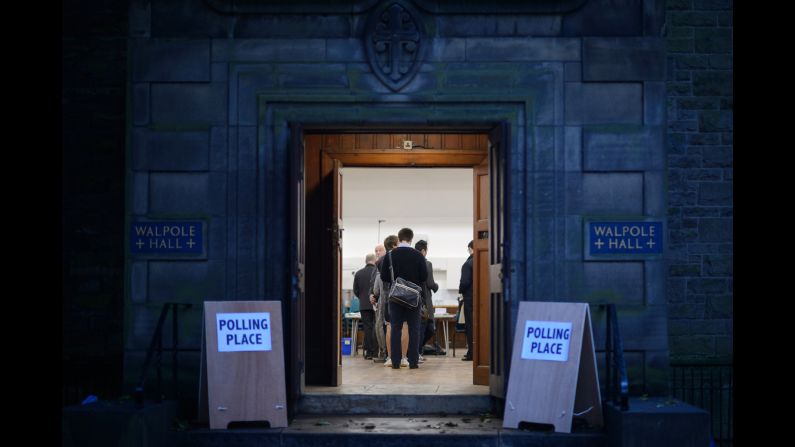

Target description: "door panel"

left=473, top=160, right=490, bottom=385
left=318, top=152, right=343, bottom=385
left=332, top=159, right=343, bottom=374
left=287, top=123, right=305, bottom=419
left=488, top=122, right=511, bottom=399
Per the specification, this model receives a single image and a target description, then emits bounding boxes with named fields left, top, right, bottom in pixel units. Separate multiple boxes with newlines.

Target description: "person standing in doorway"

left=372, top=235, right=408, bottom=365
left=414, top=240, right=438, bottom=362
left=458, top=240, right=474, bottom=361
left=353, top=253, right=378, bottom=359
left=369, top=243, right=387, bottom=362
left=380, top=228, right=427, bottom=369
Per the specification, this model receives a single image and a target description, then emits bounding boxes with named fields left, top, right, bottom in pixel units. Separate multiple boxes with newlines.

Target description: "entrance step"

left=170, top=415, right=607, bottom=447
left=298, top=393, right=492, bottom=415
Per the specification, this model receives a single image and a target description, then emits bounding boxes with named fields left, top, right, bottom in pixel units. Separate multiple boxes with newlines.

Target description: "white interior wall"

left=342, top=168, right=473, bottom=308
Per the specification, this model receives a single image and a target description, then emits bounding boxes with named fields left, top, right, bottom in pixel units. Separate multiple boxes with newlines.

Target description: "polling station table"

left=433, top=313, right=455, bottom=356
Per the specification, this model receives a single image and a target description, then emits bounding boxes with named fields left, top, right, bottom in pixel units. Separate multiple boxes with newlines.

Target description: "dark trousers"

left=418, top=318, right=435, bottom=355
left=389, top=301, right=421, bottom=367
left=360, top=309, right=375, bottom=357
left=463, top=297, right=473, bottom=357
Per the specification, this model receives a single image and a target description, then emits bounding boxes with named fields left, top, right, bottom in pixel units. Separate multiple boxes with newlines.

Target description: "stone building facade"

left=61, top=0, right=734, bottom=411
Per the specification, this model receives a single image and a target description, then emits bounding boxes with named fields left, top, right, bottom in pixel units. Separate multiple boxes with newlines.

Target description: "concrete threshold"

left=172, top=415, right=607, bottom=447
left=298, top=393, right=493, bottom=415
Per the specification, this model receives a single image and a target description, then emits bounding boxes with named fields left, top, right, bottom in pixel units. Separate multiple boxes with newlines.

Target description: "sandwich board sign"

left=203, top=301, right=288, bottom=429
left=503, top=301, right=603, bottom=433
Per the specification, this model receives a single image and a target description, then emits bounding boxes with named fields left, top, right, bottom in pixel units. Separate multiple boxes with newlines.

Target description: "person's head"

left=467, top=240, right=474, bottom=255
left=365, top=253, right=376, bottom=265
left=374, top=244, right=385, bottom=259
left=398, top=227, right=414, bottom=243
left=414, top=240, right=428, bottom=257
left=384, top=235, right=399, bottom=251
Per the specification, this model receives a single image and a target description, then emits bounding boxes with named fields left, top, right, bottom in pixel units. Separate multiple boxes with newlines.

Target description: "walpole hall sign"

left=130, top=221, right=205, bottom=257
left=586, top=220, right=663, bottom=258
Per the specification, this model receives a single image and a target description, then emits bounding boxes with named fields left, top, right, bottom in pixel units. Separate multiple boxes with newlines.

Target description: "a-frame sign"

left=503, top=301, right=603, bottom=433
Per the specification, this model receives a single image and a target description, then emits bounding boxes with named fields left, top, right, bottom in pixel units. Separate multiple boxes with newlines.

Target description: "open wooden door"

left=317, top=151, right=343, bottom=385
left=488, top=122, right=511, bottom=399
left=332, top=158, right=344, bottom=376
left=473, top=158, right=490, bottom=385
left=287, top=123, right=305, bottom=419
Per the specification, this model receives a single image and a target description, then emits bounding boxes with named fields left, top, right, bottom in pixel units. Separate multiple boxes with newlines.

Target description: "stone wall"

left=123, top=1, right=677, bottom=407
left=665, top=0, right=733, bottom=363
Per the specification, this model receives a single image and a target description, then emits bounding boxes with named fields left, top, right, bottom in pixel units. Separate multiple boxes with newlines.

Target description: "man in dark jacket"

left=353, top=253, right=378, bottom=359
left=415, top=240, right=438, bottom=360
left=379, top=227, right=427, bottom=369
left=458, top=240, right=474, bottom=361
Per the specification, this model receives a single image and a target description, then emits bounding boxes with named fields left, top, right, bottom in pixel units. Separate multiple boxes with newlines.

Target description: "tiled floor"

left=305, top=354, right=489, bottom=395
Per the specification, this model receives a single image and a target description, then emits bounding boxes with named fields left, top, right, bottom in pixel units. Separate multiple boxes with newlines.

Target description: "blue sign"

left=588, top=221, right=662, bottom=255
left=130, top=221, right=203, bottom=254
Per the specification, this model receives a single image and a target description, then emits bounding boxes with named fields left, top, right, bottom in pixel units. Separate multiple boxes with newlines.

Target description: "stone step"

left=171, top=415, right=607, bottom=447
left=298, top=393, right=493, bottom=415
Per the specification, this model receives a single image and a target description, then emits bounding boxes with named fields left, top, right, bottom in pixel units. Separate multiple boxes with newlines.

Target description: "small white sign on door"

left=216, top=312, right=272, bottom=352
left=520, top=320, right=572, bottom=362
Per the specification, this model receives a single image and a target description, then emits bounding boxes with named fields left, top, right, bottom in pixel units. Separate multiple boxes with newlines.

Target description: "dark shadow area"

left=517, top=421, right=556, bottom=432
left=62, top=0, right=128, bottom=406
left=227, top=421, right=273, bottom=429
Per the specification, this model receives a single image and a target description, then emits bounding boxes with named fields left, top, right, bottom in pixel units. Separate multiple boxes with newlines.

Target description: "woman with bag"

left=379, top=228, right=427, bottom=369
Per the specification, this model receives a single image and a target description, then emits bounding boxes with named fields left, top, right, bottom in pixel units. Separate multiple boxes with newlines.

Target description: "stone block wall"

left=665, top=0, right=733, bottom=363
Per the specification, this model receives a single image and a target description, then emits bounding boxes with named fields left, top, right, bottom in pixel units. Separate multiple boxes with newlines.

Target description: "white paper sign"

left=520, top=320, right=572, bottom=362
left=216, top=312, right=272, bottom=352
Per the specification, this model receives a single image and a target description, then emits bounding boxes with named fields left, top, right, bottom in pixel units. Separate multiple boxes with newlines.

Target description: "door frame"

left=290, top=125, right=512, bottom=403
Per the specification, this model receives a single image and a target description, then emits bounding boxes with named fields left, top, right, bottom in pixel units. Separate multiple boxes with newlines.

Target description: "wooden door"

left=473, top=158, right=490, bottom=385
left=287, top=123, right=305, bottom=419
left=332, top=158, right=344, bottom=373
left=488, top=122, right=511, bottom=399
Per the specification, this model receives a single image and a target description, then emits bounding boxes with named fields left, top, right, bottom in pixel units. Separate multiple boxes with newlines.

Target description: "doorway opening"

left=333, top=166, right=480, bottom=394
left=287, top=127, right=511, bottom=416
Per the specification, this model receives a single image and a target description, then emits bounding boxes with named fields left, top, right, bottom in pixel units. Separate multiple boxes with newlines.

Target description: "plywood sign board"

left=204, top=301, right=288, bottom=429
left=503, top=301, right=603, bottom=433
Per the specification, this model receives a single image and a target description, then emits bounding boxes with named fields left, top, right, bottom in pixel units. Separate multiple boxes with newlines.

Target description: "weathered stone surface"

left=583, top=126, right=664, bottom=170
left=151, top=83, right=227, bottom=125
left=695, top=28, right=732, bottom=53
left=132, top=39, right=210, bottom=82
left=466, top=38, right=580, bottom=61
left=148, top=261, right=209, bottom=304
left=583, top=37, right=666, bottom=81
left=582, top=173, right=644, bottom=214
left=437, top=15, right=562, bottom=37
left=132, top=129, right=209, bottom=171
left=562, top=0, right=642, bottom=36
left=698, top=182, right=732, bottom=206
left=584, top=262, right=645, bottom=305
left=692, top=71, right=732, bottom=96
left=565, top=83, right=643, bottom=125
left=133, top=83, right=149, bottom=125
left=149, top=173, right=209, bottom=214
left=645, top=82, right=666, bottom=125
left=699, top=219, right=733, bottom=242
